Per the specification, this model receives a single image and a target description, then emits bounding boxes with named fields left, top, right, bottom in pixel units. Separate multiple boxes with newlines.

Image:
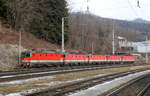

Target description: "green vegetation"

left=0, top=0, right=69, bottom=44
left=0, top=0, right=9, bottom=22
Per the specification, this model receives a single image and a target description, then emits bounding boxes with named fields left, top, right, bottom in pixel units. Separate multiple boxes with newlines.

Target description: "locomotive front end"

left=20, top=51, right=31, bottom=68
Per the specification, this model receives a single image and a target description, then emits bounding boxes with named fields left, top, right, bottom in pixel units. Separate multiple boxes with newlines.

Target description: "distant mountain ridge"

left=97, top=17, right=150, bottom=41
left=133, top=18, right=150, bottom=24
left=110, top=18, right=150, bottom=41
left=115, top=18, right=150, bottom=33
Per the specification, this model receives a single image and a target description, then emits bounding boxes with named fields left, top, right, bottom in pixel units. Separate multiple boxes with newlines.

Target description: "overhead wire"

left=127, top=0, right=140, bottom=18
left=137, top=0, right=150, bottom=21
left=69, top=0, right=150, bottom=13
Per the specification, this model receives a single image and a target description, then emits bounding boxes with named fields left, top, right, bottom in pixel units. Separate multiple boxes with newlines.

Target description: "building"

left=134, top=41, right=150, bottom=53
left=118, top=36, right=150, bottom=53
left=118, top=36, right=135, bottom=53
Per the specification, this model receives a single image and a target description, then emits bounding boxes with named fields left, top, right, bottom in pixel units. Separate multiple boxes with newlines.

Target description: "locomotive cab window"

left=21, top=52, right=30, bottom=57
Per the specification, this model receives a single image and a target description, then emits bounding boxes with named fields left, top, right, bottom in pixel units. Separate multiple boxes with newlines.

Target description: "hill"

left=0, top=23, right=59, bottom=70
left=0, top=24, right=58, bottom=49
left=115, top=18, right=150, bottom=41
left=68, top=13, right=150, bottom=53
left=133, top=18, right=150, bottom=24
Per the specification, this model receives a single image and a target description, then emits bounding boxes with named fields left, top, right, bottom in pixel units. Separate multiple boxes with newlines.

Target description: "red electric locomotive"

left=20, top=50, right=135, bottom=68
left=20, top=51, right=64, bottom=67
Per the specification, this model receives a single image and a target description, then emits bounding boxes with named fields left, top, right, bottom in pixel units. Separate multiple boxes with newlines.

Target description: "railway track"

left=25, top=68, right=150, bottom=96
left=0, top=65, right=135, bottom=82
left=0, top=63, right=146, bottom=76
left=0, top=64, right=147, bottom=83
left=0, top=63, right=146, bottom=73
left=136, top=82, right=150, bottom=96
left=106, top=73, right=150, bottom=96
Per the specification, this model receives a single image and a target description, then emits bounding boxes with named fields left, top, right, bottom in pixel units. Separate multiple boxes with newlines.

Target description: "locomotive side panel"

left=89, top=55, right=107, bottom=64
left=122, top=56, right=135, bottom=64
left=107, top=56, right=122, bottom=64
left=64, top=54, right=88, bottom=65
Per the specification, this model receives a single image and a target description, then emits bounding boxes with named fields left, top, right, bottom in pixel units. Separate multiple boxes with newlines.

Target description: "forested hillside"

left=0, top=0, right=150, bottom=53
left=68, top=12, right=149, bottom=53
left=0, top=0, right=69, bottom=44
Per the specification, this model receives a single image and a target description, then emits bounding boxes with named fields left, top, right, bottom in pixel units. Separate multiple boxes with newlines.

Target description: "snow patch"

left=6, top=93, right=21, bottom=96
left=0, top=71, right=59, bottom=79
left=5, top=89, right=39, bottom=96
left=68, top=70, right=150, bottom=96
left=35, top=73, right=110, bottom=87
left=0, top=76, right=55, bottom=85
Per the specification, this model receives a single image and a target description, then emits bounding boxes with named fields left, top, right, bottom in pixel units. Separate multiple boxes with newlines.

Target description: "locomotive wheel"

left=22, top=63, right=30, bottom=68
left=69, top=63, right=72, bottom=66
left=20, top=63, right=25, bottom=69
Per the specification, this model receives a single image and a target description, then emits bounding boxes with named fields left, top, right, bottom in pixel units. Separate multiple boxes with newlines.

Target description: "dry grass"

left=1, top=65, right=150, bottom=94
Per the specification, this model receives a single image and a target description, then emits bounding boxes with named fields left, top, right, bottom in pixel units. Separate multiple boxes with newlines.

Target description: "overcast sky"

left=67, top=0, right=150, bottom=21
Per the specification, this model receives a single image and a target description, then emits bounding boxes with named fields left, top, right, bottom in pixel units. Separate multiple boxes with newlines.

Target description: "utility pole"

left=112, top=21, right=115, bottom=55
left=18, top=27, right=22, bottom=64
left=92, top=42, right=94, bottom=54
left=62, top=17, right=65, bottom=53
left=146, top=35, right=148, bottom=64
left=62, top=17, right=68, bottom=53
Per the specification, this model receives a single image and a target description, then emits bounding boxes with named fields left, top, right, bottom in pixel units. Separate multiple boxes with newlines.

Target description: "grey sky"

left=67, top=0, right=150, bottom=21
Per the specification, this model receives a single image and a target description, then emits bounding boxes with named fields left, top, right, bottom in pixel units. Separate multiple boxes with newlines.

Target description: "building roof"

left=118, top=36, right=126, bottom=40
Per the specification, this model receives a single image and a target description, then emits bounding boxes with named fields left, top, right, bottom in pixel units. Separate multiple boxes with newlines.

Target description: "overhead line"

left=127, top=0, right=139, bottom=18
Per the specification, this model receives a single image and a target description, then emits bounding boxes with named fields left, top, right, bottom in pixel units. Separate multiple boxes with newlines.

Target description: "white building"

left=118, top=36, right=135, bottom=52
left=133, top=41, right=150, bottom=53
left=118, top=36, right=150, bottom=53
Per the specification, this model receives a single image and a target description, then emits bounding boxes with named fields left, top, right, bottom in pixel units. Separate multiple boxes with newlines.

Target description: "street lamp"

left=62, top=17, right=68, bottom=53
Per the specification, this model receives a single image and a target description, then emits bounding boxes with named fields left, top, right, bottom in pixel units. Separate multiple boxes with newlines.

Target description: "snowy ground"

left=0, top=76, right=55, bottom=85
left=1, top=66, right=150, bottom=96
left=0, top=73, right=111, bottom=96
left=2, top=69, right=149, bottom=96
left=68, top=70, right=150, bottom=96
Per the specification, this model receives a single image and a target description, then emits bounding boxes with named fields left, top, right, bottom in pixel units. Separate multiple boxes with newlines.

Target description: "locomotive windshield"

left=21, top=52, right=31, bottom=57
